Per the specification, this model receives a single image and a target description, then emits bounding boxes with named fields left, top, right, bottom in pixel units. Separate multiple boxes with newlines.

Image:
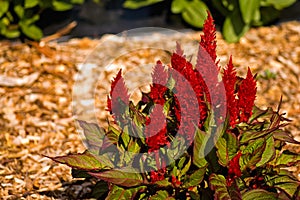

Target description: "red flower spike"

left=238, top=68, right=257, bottom=123
left=107, top=69, right=130, bottom=120
left=223, top=56, right=238, bottom=128
left=200, top=11, right=217, bottom=64
left=149, top=61, right=168, bottom=105
left=145, top=105, right=168, bottom=152
left=171, top=175, right=182, bottom=187
left=152, top=60, right=168, bottom=86
left=227, top=151, right=242, bottom=186
left=150, top=167, right=166, bottom=183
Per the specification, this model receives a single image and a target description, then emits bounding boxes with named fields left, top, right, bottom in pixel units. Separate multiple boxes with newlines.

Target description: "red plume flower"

left=145, top=105, right=168, bottom=152
left=223, top=56, right=238, bottom=128
left=238, top=68, right=257, bottom=123
left=227, top=151, right=242, bottom=186
left=149, top=61, right=168, bottom=105
left=200, top=11, right=217, bottom=63
left=107, top=69, right=130, bottom=122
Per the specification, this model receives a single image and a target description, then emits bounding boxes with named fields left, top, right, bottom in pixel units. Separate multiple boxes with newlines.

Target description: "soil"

left=0, top=21, right=299, bottom=199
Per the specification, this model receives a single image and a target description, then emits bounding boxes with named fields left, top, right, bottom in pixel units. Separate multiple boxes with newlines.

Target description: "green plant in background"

left=124, top=0, right=297, bottom=42
left=0, top=0, right=85, bottom=40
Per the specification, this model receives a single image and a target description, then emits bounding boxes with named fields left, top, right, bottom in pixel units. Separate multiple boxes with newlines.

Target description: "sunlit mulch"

left=0, top=21, right=299, bottom=199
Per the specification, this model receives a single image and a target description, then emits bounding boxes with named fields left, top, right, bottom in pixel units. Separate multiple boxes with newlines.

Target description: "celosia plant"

left=50, top=13, right=300, bottom=199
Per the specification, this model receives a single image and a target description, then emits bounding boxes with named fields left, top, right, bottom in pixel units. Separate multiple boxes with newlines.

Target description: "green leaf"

left=20, top=24, right=43, bottom=40
left=78, top=120, right=106, bottom=154
left=223, top=9, right=250, bottom=43
left=273, top=130, right=300, bottom=144
left=14, top=5, right=24, bottom=19
left=49, top=150, right=114, bottom=170
left=2, top=29, right=20, bottom=38
left=242, top=189, right=278, bottom=200
left=89, top=169, right=144, bottom=187
left=259, top=6, right=280, bottom=25
left=239, top=0, right=260, bottom=24
left=265, top=0, right=296, bottom=10
left=209, top=174, right=231, bottom=200
left=123, top=0, right=164, bottom=9
left=71, top=0, right=85, bottom=4
left=256, top=136, right=275, bottom=167
left=275, top=150, right=300, bottom=167
left=240, top=138, right=266, bottom=170
left=178, top=156, right=191, bottom=177
left=183, top=165, right=207, bottom=188
left=193, top=128, right=209, bottom=168
left=211, top=0, right=230, bottom=16
left=182, top=0, right=208, bottom=28
left=216, top=131, right=239, bottom=166
left=91, top=181, right=109, bottom=199
left=25, top=0, right=39, bottom=8
left=52, top=0, right=73, bottom=11
left=105, top=184, right=146, bottom=200
left=0, top=1, right=9, bottom=18
left=149, top=190, right=175, bottom=200
left=155, top=179, right=172, bottom=187
left=171, top=0, right=187, bottom=14
left=240, top=127, right=274, bottom=144
left=275, top=182, right=300, bottom=198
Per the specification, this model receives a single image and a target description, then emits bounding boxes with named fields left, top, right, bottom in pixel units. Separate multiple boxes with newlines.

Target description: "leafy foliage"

left=0, top=0, right=87, bottom=40
left=123, top=0, right=296, bottom=42
left=49, top=13, right=300, bottom=199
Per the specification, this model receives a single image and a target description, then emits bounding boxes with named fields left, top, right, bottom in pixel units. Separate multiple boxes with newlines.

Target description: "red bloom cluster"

left=200, top=12, right=217, bottom=64
left=238, top=68, right=257, bottom=123
left=150, top=167, right=166, bottom=183
left=106, top=69, right=129, bottom=122
left=171, top=46, right=208, bottom=139
left=226, top=151, right=242, bottom=186
left=145, top=105, right=168, bottom=152
left=223, top=57, right=238, bottom=128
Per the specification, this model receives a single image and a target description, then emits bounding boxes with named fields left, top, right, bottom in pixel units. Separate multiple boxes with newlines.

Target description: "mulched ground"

left=0, top=21, right=299, bottom=199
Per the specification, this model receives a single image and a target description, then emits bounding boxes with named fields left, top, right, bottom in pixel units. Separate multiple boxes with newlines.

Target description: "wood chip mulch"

left=0, top=21, right=299, bottom=199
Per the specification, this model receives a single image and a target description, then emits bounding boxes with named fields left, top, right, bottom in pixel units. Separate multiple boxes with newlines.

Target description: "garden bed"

left=0, top=20, right=299, bottom=199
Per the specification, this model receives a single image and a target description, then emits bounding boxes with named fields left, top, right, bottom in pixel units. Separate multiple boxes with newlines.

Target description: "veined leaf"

left=240, top=138, right=265, bottom=170
left=275, top=182, right=300, bottom=198
left=178, top=156, right=191, bottom=177
left=256, top=136, right=275, bottom=167
left=149, top=190, right=175, bottom=200
left=273, top=130, right=300, bottom=144
left=275, top=150, right=300, bottom=167
left=183, top=165, right=207, bottom=188
left=154, top=179, right=172, bottom=187
left=105, top=184, right=146, bottom=200
left=242, top=189, right=278, bottom=200
left=215, top=137, right=228, bottom=166
left=193, top=128, right=209, bottom=168
left=49, top=150, right=114, bottom=170
left=216, top=131, right=239, bottom=166
left=89, top=169, right=144, bottom=187
left=78, top=120, right=105, bottom=154
left=209, top=174, right=231, bottom=200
